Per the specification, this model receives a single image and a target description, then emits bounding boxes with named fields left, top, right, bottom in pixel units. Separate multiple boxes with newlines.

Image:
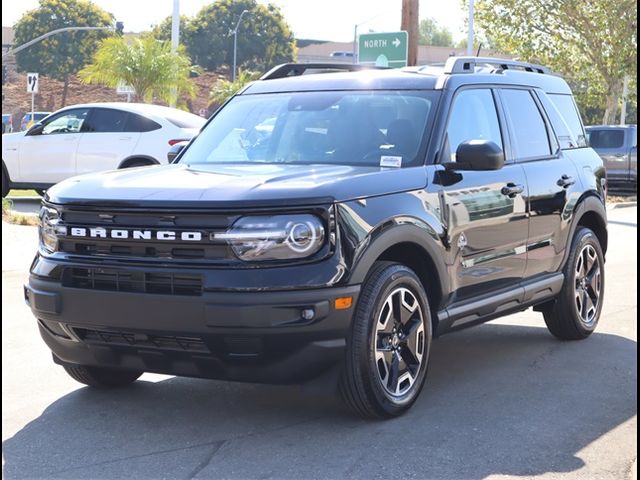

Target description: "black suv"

left=27, top=58, right=608, bottom=418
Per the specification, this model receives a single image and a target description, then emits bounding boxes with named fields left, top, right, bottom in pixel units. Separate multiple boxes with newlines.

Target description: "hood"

left=1, top=131, right=26, bottom=146
left=45, top=163, right=428, bottom=208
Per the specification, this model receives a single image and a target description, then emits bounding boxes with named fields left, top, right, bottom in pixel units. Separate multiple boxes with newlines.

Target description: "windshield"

left=178, top=90, right=439, bottom=168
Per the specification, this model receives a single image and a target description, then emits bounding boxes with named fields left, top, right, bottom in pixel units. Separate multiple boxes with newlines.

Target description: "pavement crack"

left=188, top=440, right=226, bottom=479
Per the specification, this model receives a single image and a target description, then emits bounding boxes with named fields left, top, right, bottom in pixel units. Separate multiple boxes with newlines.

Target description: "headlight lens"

left=39, top=206, right=66, bottom=254
left=217, top=214, right=325, bottom=261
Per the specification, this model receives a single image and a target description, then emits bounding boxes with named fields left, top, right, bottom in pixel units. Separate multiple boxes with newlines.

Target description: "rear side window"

left=125, top=113, right=161, bottom=132
left=588, top=129, right=625, bottom=149
left=501, top=89, right=552, bottom=161
left=85, top=108, right=127, bottom=133
left=548, top=94, right=587, bottom=148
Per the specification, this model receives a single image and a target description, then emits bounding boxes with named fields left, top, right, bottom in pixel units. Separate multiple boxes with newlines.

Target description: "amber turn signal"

left=335, top=297, right=353, bottom=310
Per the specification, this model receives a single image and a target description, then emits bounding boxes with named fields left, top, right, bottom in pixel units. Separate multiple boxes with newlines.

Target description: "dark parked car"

left=586, top=125, right=637, bottom=192
left=27, top=58, right=608, bottom=418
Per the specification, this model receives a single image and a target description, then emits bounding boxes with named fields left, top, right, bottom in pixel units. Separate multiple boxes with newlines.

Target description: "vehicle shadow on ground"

left=3, top=323, right=637, bottom=479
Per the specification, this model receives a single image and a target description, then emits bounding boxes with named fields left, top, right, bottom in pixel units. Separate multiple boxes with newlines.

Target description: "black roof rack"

left=260, top=63, right=387, bottom=80
left=443, top=56, right=550, bottom=75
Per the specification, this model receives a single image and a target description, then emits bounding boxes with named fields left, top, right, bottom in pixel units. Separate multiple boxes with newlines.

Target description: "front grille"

left=57, top=209, right=239, bottom=262
left=63, top=267, right=203, bottom=296
left=74, top=327, right=209, bottom=353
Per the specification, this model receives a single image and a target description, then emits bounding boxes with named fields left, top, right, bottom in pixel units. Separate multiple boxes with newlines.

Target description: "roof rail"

left=260, top=63, right=385, bottom=80
left=443, top=56, right=550, bottom=75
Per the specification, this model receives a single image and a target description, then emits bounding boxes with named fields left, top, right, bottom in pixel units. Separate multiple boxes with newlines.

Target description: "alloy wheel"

left=373, top=287, right=425, bottom=397
left=574, top=244, right=602, bottom=327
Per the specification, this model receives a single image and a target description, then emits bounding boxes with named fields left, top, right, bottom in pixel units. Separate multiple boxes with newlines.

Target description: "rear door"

left=498, top=88, right=581, bottom=277
left=18, top=108, right=89, bottom=184
left=433, top=87, right=529, bottom=301
left=76, top=108, right=141, bottom=175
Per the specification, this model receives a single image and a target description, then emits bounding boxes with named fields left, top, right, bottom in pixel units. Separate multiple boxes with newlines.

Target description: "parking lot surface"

left=2, top=207, right=637, bottom=479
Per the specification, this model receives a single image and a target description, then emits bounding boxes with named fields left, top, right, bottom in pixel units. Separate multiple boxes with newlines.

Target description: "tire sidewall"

left=354, top=265, right=433, bottom=415
left=563, top=228, right=605, bottom=334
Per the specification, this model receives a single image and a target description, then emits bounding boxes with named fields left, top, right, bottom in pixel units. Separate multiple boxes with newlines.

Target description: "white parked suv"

left=2, top=103, right=205, bottom=197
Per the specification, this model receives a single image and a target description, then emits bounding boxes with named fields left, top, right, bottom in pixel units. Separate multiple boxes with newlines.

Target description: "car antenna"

left=476, top=43, right=482, bottom=57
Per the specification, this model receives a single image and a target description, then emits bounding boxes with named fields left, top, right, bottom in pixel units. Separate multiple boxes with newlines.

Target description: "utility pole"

left=467, top=0, right=475, bottom=55
left=401, top=0, right=419, bottom=66
left=170, top=0, right=180, bottom=107
left=620, top=76, right=629, bottom=126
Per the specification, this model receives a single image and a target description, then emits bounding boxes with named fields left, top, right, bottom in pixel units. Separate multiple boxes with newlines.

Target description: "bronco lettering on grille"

left=69, top=227, right=202, bottom=241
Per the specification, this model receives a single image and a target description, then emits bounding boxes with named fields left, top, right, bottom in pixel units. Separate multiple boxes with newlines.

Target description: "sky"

left=1, top=0, right=468, bottom=43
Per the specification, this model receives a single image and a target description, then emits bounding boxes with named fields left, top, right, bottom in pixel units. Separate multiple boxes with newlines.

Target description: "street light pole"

left=467, top=0, right=475, bottom=56
left=170, top=0, right=180, bottom=107
left=2, top=26, right=115, bottom=58
left=232, top=10, right=250, bottom=82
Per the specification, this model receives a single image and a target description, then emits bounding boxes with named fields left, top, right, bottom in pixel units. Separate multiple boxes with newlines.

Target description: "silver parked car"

left=586, top=125, right=637, bottom=193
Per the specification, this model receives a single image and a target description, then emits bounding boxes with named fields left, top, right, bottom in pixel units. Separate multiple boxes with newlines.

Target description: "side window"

left=445, top=89, right=503, bottom=162
left=124, top=113, right=162, bottom=132
left=501, top=89, right=552, bottom=161
left=41, top=109, right=89, bottom=135
left=548, top=94, right=587, bottom=148
left=84, top=109, right=128, bottom=133
left=588, top=129, right=625, bottom=149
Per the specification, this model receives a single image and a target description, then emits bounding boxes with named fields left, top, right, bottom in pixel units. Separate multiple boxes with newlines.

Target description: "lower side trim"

left=436, top=272, right=564, bottom=336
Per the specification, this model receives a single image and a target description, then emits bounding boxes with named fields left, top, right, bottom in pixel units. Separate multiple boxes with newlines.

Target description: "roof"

left=243, top=64, right=573, bottom=96
left=55, top=102, right=203, bottom=119
left=585, top=124, right=637, bottom=129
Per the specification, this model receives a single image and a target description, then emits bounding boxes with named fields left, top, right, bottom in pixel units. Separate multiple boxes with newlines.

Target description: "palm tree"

left=79, top=36, right=197, bottom=106
left=209, top=69, right=260, bottom=109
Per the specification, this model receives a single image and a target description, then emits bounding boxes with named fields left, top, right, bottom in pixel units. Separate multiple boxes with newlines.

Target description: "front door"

left=19, top=108, right=89, bottom=184
left=430, top=87, right=529, bottom=302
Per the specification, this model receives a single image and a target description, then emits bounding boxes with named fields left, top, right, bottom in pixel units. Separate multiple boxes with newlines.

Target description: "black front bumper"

left=26, top=264, right=360, bottom=384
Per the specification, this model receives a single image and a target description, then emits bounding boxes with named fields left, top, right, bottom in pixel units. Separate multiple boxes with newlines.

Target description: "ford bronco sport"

left=26, top=58, right=608, bottom=418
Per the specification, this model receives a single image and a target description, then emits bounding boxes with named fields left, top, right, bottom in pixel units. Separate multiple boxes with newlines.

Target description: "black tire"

left=544, top=227, right=605, bottom=340
left=63, top=365, right=143, bottom=388
left=2, top=166, right=9, bottom=198
left=339, top=262, right=433, bottom=419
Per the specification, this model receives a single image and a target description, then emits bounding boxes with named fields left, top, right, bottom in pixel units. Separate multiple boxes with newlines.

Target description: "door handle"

left=119, top=136, right=132, bottom=141
left=557, top=174, right=576, bottom=188
left=501, top=183, right=524, bottom=198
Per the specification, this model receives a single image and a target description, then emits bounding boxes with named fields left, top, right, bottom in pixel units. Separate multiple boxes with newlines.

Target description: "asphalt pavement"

left=2, top=207, right=637, bottom=480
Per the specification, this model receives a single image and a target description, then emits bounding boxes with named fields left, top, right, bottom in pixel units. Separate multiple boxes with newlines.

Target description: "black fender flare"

left=562, top=193, right=608, bottom=267
left=117, top=155, right=160, bottom=169
left=347, top=223, right=450, bottom=305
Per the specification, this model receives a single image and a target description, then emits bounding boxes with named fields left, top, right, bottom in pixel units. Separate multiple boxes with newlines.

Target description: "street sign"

left=358, top=31, right=408, bottom=68
left=116, top=82, right=135, bottom=95
left=26, top=72, right=39, bottom=93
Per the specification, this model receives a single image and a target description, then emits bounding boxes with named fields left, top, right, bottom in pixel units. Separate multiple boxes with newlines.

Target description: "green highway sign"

left=358, top=31, right=408, bottom=68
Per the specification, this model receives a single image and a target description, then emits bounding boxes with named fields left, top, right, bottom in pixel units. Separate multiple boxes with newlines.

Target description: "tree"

left=182, top=0, right=296, bottom=72
left=13, top=0, right=114, bottom=106
left=78, top=36, right=197, bottom=106
left=418, top=18, right=454, bottom=47
left=475, top=0, right=637, bottom=124
left=209, top=69, right=260, bottom=109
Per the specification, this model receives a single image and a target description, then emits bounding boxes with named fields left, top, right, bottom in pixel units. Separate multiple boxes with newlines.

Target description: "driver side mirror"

left=447, top=140, right=505, bottom=171
left=25, top=122, right=44, bottom=136
left=167, top=141, right=188, bottom=163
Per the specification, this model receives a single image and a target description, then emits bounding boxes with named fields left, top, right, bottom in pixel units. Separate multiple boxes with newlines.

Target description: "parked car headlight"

left=216, top=215, right=325, bottom=262
left=39, top=206, right=66, bottom=254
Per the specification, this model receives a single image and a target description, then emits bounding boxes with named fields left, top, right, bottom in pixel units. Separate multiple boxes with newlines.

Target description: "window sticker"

left=380, top=155, right=402, bottom=168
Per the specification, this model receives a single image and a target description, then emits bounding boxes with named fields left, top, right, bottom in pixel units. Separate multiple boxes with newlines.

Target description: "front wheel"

left=339, top=262, right=432, bottom=418
left=544, top=227, right=605, bottom=340
left=63, top=365, right=143, bottom=388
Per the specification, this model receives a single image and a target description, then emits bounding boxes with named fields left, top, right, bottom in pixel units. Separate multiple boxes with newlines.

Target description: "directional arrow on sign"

left=393, top=38, right=401, bottom=48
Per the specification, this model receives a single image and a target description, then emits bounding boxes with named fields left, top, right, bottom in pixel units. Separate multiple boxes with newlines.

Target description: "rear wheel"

left=544, top=227, right=605, bottom=340
left=63, top=365, right=143, bottom=388
left=121, top=160, right=153, bottom=169
left=2, top=166, right=9, bottom=198
left=339, top=262, right=432, bottom=418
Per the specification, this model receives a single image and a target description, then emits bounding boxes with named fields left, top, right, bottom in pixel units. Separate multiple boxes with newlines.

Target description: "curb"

left=608, top=202, right=637, bottom=210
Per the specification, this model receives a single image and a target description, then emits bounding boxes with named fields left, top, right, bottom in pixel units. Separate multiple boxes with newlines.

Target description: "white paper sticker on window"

left=380, top=155, right=402, bottom=168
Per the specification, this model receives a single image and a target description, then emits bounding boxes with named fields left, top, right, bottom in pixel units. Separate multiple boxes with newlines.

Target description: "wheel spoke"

left=580, top=289, right=589, bottom=320
left=388, top=354, right=401, bottom=393
left=378, top=298, right=394, bottom=334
